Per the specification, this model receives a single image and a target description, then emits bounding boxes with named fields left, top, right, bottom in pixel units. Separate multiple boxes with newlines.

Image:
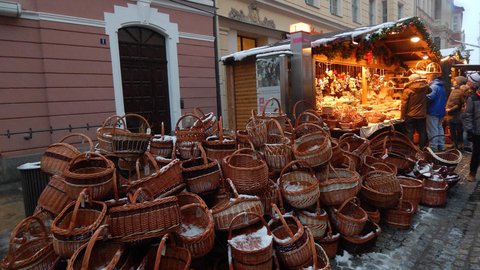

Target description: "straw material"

left=203, top=117, right=237, bottom=163
left=175, top=113, right=205, bottom=143
left=138, top=234, right=191, bottom=270
left=397, top=176, right=423, bottom=210
left=223, top=148, right=269, bottom=194
left=293, top=128, right=332, bottom=167
left=149, top=122, right=174, bottom=158
left=111, top=113, right=152, bottom=156
left=37, top=175, right=73, bottom=216
left=41, top=133, right=93, bottom=176
left=51, top=190, right=107, bottom=258
left=279, top=161, right=320, bottom=209
left=295, top=201, right=328, bottom=239
left=257, top=97, right=287, bottom=129
left=96, top=115, right=127, bottom=154
left=421, top=180, right=448, bottom=207
left=316, top=166, right=360, bottom=206
left=181, top=143, right=221, bottom=195
left=340, top=219, right=381, bottom=255
left=264, top=119, right=292, bottom=172
left=329, top=197, right=368, bottom=237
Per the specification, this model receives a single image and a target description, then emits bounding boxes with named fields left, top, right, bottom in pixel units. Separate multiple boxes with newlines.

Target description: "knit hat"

left=467, top=72, right=480, bottom=84
left=454, top=76, right=467, bottom=85
left=409, top=73, right=421, bottom=82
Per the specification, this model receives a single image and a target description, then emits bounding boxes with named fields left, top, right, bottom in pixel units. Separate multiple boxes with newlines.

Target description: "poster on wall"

left=256, top=56, right=281, bottom=113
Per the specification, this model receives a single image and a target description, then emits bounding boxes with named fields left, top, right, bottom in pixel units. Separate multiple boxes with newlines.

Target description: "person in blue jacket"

left=426, top=72, right=447, bottom=152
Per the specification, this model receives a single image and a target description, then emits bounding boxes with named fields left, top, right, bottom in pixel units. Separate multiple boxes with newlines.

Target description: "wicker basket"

left=63, top=152, right=115, bottom=200
left=111, top=113, right=152, bottom=157
left=279, top=160, right=320, bottom=209
left=421, top=179, right=448, bottom=207
left=397, top=176, right=423, bottom=212
left=264, top=119, right=292, bottom=173
left=181, top=143, right=221, bottom=195
left=316, top=165, right=360, bottom=206
left=175, top=203, right=215, bottom=258
left=292, top=100, right=317, bottom=120
left=425, top=147, right=462, bottom=173
left=251, top=179, right=279, bottom=217
left=211, top=179, right=264, bottom=231
left=295, top=200, right=328, bottom=239
left=193, top=107, right=218, bottom=137
left=176, top=191, right=208, bottom=208
left=107, top=188, right=181, bottom=242
left=51, top=190, right=107, bottom=258
left=228, top=212, right=273, bottom=268
left=67, top=225, right=126, bottom=270
left=41, top=133, right=93, bottom=176
left=360, top=201, right=381, bottom=225
left=301, top=228, right=331, bottom=270
left=203, top=116, right=237, bottom=163
left=385, top=200, right=415, bottom=229
left=36, top=175, right=73, bottom=216
left=268, top=204, right=312, bottom=269
left=316, top=220, right=340, bottom=259
left=340, top=219, right=381, bottom=255
left=0, top=216, right=58, bottom=270
left=257, top=97, right=287, bottom=129
left=127, top=155, right=185, bottom=199
left=338, top=133, right=371, bottom=160
left=96, top=115, right=127, bottom=155
left=329, top=197, right=368, bottom=237
left=293, top=128, right=332, bottom=167
left=138, top=234, right=191, bottom=270
left=246, top=110, right=268, bottom=148
left=222, top=148, right=269, bottom=194
left=149, top=122, right=174, bottom=158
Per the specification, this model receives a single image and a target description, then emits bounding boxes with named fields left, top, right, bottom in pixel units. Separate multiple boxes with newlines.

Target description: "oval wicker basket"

left=264, top=119, right=292, bottom=172
left=138, top=234, right=191, bottom=270
left=175, top=113, right=206, bottom=143
left=193, top=107, right=218, bottom=137
left=258, top=97, right=287, bottom=130
left=203, top=116, right=236, bottom=163
left=181, top=143, right=221, bottom=195
left=149, top=122, right=174, bottom=158
left=293, top=127, right=332, bottom=167
left=96, top=115, right=127, bottom=155
left=279, top=160, right=320, bottom=209
left=36, top=174, right=73, bottom=216
left=111, top=113, right=152, bottom=157
left=316, top=165, right=360, bottom=206
left=329, top=197, right=368, bottom=237
left=246, top=110, right=268, bottom=148
left=295, top=200, right=328, bottom=239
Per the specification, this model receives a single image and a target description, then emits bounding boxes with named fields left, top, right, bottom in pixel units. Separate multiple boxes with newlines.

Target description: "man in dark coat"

left=464, top=72, right=480, bottom=181
left=446, top=76, right=467, bottom=149
left=401, top=73, right=429, bottom=148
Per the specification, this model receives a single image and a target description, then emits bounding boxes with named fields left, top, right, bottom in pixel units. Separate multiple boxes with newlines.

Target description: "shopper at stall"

left=446, top=76, right=467, bottom=150
left=401, top=73, right=429, bottom=148
left=464, top=72, right=480, bottom=181
left=462, top=75, right=478, bottom=152
left=426, top=73, right=447, bottom=152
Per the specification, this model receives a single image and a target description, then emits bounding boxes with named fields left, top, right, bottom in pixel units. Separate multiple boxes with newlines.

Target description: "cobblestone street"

left=0, top=153, right=479, bottom=269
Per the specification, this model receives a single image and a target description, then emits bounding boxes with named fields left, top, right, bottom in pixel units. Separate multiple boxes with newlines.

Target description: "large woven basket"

left=264, top=119, right=292, bottom=172
left=193, top=107, right=218, bottom=137
left=96, top=115, right=127, bottom=154
left=279, top=160, right=320, bottom=209
left=36, top=175, right=73, bottom=216
left=329, top=197, right=368, bottom=237
left=268, top=204, right=312, bottom=269
left=246, top=110, right=268, bottom=148
left=258, top=97, right=287, bottom=130
left=67, top=225, right=126, bottom=270
left=51, top=190, right=107, bottom=258
left=385, top=200, right=415, bottom=229
left=251, top=179, right=279, bottom=217
left=149, top=122, right=174, bottom=158
left=127, top=155, right=185, bottom=199
left=175, top=113, right=205, bottom=143
left=181, top=143, right=221, bottom=195
left=111, top=113, right=152, bottom=157
left=301, top=228, right=331, bottom=270
left=425, top=146, right=462, bottom=173
left=316, top=220, right=340, bottom=259
left=295, top=200, right=328, bottom=239
left=340, top=219, right=381, bottom=255
left=108, top=188, right=181, bottom=242
left=175, top=203, right=215, bottom=259
left=203, top=116, right=236, bottom=163
left=138, top=234, right=191, bottom=270
left=228, top=212, right=273, bottom=268
left=211, top=179, right=264, bottom=231
left=222, top=148, right=269, bottom=194
left=63, top=152, right=115, bottom=200
left=293, top=127, right=332, bottom=167
left=41, top=133, right=93, bottom=176
left=398, top=176, right=423, bottom=212
left=316, top=165, right=360, bottom=206
left=0, top=216, right=58, bottom=270
left=421, top=179, right=448, bottom=207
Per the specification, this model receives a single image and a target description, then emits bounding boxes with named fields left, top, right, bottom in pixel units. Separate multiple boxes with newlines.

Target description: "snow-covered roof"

left=221, top=44, right=290, bottom=63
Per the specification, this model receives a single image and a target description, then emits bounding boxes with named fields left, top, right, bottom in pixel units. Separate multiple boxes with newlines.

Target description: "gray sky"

left=454, top=0, right=479, bottom=64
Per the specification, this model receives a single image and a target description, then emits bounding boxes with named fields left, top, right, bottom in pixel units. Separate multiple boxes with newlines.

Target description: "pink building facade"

left=0, top=0, right=216, bottom=182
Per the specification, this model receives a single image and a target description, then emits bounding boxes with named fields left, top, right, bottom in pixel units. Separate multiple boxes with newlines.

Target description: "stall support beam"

left=290, top=31, right=314, bottom=114
left=361, top=67, right=368, bottom=104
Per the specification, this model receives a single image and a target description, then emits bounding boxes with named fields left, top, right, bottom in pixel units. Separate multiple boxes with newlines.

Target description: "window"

left=330, top=0, right=341, bottom=16
left=433, top=37, right=441, bottom=49
left=452, top=15, right=461, bottom=31
left=369, top=0, right=376, bottom=25
left=398, top=3, right=404, bottom=19
left=352, top=0, right=360, bottom=23
left=305, top=0, right=315, bottom=6
left=237, top=36, right=256, bottom=51
left=382, top=0, right=388, bottom=22
left=434, top=0, right=441, bottom=19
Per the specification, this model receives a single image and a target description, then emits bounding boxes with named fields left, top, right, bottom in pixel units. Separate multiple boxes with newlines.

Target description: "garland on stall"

left=312, top=17, right=441, bottom=66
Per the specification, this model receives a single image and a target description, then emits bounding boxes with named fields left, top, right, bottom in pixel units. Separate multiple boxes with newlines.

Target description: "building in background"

left=415, top=0, right=464, bottom=49
left=217, top=0, right=415, bottom=129
left=0, top=0, right=216, bottom=183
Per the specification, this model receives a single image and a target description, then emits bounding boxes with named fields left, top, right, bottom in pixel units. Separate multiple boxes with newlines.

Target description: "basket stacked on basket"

left=109, top=114, right=152, bottom=157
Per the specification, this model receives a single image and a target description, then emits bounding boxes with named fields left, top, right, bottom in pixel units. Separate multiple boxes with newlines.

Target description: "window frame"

left=330, top=0, right=342, bottom=16
left=352, top=0, right=360, bottom=23
left=369, top=0, right=376, bottom=25
left=381, top=0, right=388, bottom=23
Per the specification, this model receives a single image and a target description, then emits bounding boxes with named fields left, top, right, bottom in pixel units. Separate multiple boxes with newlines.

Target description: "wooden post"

left=361, top=66, right=368, bottom=104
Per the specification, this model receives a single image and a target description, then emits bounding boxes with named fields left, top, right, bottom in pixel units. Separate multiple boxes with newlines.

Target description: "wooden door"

left=118, top=26, right=170, bottom=134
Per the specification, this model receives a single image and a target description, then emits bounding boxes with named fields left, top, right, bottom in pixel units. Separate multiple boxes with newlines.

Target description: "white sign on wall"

left=256, top=56, right=281, bottom=113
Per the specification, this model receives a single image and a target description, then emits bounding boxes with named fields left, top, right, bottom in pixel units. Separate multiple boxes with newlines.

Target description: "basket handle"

left=58, top=132, right=94, bottom=152
left=307, top=227, right=317, bottom=269
left=225, top=178, right=239, bottom=199
left=193, top=107, right=206, bottom=118
left=192, top=142, right=208, bottom=165
left=226, top=147, right=262, bottom=164
left=161, top=122, right=165, bottom=136
left=80, top=225, right=113, bottom=270
left=113, top=113, right=151, bottom=134
left=337, top=196, right=360, bottom=214
left=175, top=113, right=204, bottom=130
left=261, top=97, right=283, bottom=116
left=154, top=233, right=169, bottom=269
left=268, top=119, right=285, bottom=138
left=279, top=160, right=315, bottom=186
left=295, top=111, right=321, bottom=128
left=135, top=152, right=161, bottom=179
left=271, top=203, right=294, bottom=238
left=228, top=211, right=271, bottom=240
left=292, top=100, right=314, bottom=120
left=68, top=189, right=89, bottom=232
left=101, top=115, right=127, bottom=130
left=128, top=187, right=154, bottom=204
left=68, top=151, right=111, bottom=168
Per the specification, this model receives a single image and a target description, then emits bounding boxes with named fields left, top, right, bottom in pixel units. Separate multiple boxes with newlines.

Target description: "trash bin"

left=17, top=161, right=50, bottom=216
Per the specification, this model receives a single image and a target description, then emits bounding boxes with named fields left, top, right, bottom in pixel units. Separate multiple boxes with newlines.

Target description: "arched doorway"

left=118, top=26, right=171, bottom=134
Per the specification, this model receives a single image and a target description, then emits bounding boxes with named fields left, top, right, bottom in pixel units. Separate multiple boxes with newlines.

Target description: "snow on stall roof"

left=256, top=50, right=293, bottom=58
left=221, top=44, right=291, bottom=62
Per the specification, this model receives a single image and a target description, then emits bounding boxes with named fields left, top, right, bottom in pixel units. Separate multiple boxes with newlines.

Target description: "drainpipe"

left=213, top=0, right=222, bottom=117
